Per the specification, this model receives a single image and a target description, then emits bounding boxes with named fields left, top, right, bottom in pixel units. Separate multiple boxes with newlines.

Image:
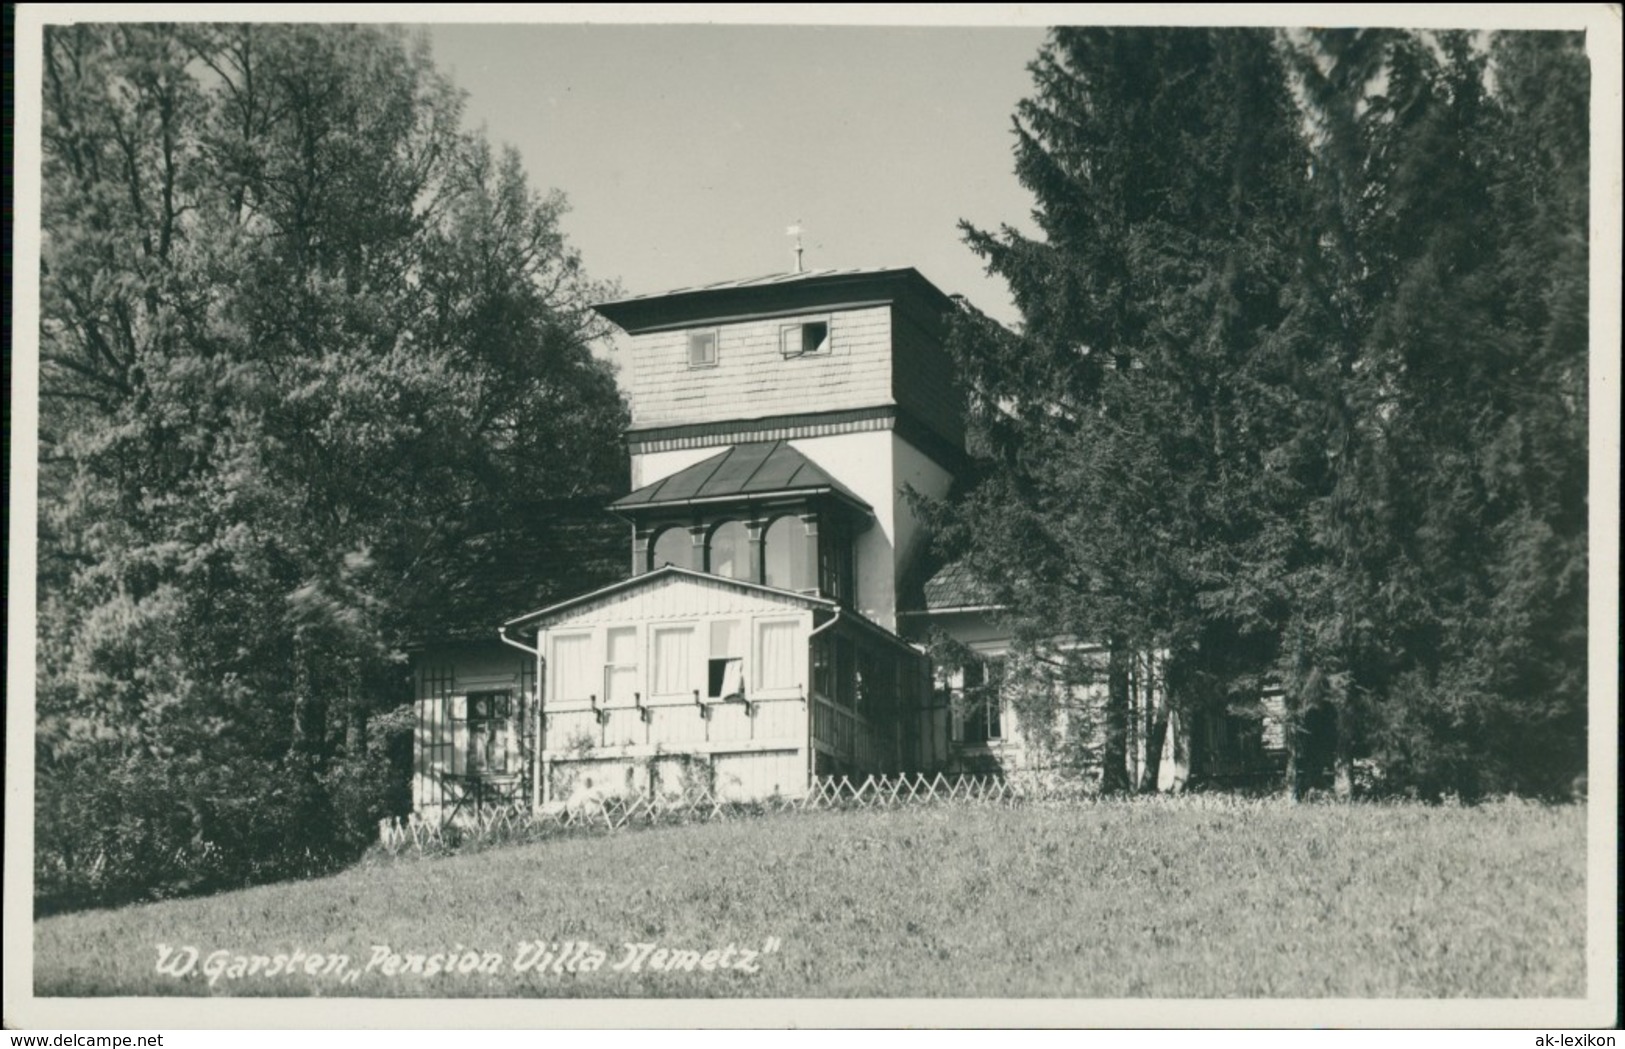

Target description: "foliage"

left=928, top=28, right=1312, bottom=790
left=1283, top=29, right=1589, bottom=798
left=931, top=27, right=1589, bottom=798
left=35, top=797, right=1585, bottom=997
left=35, top=23, right=628, bottom=912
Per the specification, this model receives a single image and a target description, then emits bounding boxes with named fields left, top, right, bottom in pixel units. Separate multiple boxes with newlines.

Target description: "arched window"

left=707, top=519, right=751, bottom=581
left=650, top=526, right=693, bottom=570
left=762, top=515, right=812, bottom=592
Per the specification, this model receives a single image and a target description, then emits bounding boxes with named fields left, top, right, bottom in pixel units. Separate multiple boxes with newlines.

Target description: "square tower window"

left=780, top=319, right=830, bottom=358
left=688, top=330, right=719, bottom=368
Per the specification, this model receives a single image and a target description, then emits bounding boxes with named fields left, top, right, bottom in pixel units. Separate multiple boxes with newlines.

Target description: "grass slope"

left=34, top=798, right=1584, bottom=998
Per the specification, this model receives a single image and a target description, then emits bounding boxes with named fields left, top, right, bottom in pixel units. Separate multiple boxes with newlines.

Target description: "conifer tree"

left=1289, top=29, right=1589, bottom=798
left=940, top=26, right=1590, bottom=798
left=935, top=28, right=1313, bottom=789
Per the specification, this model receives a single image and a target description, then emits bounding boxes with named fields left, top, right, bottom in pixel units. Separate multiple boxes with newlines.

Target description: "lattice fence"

left=377, top=771, right=1086, bottom=853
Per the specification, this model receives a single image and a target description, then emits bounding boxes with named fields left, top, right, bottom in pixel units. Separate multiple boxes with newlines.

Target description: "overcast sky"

left=420, top=23, right=1049, bottom=331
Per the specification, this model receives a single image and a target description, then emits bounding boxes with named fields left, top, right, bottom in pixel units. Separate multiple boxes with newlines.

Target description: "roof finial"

left=786, top=220, right=805, bottom=274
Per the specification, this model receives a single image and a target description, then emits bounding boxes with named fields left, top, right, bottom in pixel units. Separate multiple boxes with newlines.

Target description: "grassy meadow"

left=34, top=797, right=1585, bottom=998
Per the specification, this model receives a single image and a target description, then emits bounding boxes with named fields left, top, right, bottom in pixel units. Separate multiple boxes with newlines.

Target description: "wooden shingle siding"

left=890, top=305, right=965, bottom=448
left=626, top=306, right=894, bottom=429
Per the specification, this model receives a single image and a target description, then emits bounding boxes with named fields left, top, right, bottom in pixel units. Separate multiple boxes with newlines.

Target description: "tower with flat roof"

left=593, top=267, right=966, bottom=632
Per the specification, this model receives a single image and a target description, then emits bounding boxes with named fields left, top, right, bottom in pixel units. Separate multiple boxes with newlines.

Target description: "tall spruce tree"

left=933, top=28, right=1313, bottom=790
left=1474, top=30, right=1588, bottom=797
left=940, top=26, right=1589, bottom=799
left=1289, top=29, right=1589, bottom=798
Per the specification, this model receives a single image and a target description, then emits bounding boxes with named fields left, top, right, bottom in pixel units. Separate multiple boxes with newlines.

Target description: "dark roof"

left=599, top=267, right=905, bottom=302
left=610, top=440, right=871, bottom=513
left=921, top=559, right=1000, bottom=612
left=593, top=266, right=957, bottom=336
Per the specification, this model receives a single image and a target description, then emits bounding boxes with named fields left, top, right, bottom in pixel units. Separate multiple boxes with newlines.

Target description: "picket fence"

left=377, top=771, right=1084, bottom=853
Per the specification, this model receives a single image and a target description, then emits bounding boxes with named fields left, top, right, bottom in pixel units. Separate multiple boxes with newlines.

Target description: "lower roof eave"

left=610, top=486, right=872, bottom=519
left=896, top=605, right=1006, bottom=617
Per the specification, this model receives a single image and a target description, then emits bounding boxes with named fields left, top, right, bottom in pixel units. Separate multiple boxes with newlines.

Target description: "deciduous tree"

left=36, top=23, right=628, bottom=909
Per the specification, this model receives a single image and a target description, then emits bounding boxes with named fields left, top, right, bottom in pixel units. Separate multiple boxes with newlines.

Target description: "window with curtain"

left=756, top=619, right=800, bottom=691
left=553, top=633, right=595, bottom=703
left=652, top=626, right=694, bottom=697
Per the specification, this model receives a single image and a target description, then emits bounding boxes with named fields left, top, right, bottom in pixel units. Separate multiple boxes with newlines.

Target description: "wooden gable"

left=542, top=571, right=816, bottom=629
left=508, top=565, right=831, bottom=633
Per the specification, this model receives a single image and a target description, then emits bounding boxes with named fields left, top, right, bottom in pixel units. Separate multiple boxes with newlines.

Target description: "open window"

left=708, top=619, right=745, bottom=700
left=779, top=318, right=830, bottom=358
